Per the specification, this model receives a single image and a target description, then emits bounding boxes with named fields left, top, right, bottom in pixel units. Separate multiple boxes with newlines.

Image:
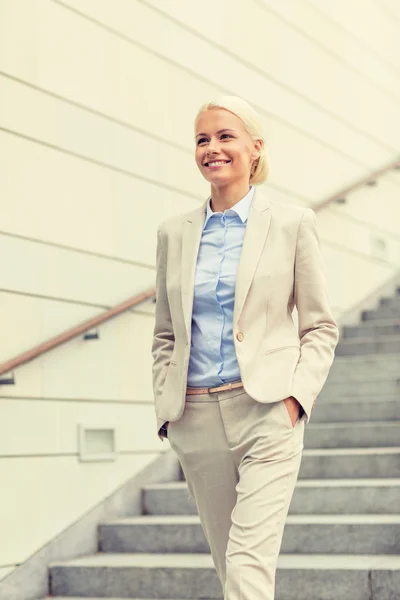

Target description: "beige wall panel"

left=317, top=211, right=400, bottom=267
left=0, top=131, right=200, bottom=258
left=0, top=354, right=43, bottom=398
left=0, top=292, right=103, bottom=364
left=110, top=175, right=200, bottom=258
left=0, top=397, right=160, bottom=455
left=0, top=0, right=38, bottom=81
left=110, top=310, right=154, bottom=399
left=38, top=311, right=154, bottom=401
left=140, top=0, right=399, bottom=149
left=390, top=171, right=400, bottom=186
left=0, top=452, right=162, bottom=565
left=36, top=0, right=215, bottom=147
left=259, top=0, right=400, bottom=99
left=0, top=133, right=113, bottom=256
left=380, top=0, right=400, bottom=20
left=0, top=229, right=155, bottom=306
left=0, top=76, right=200, bottom=201
left=308, top=0, right=400, bottom=70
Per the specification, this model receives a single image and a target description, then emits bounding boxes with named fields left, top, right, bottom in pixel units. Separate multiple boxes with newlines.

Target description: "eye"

left=196, top=133, right=233, bottom=146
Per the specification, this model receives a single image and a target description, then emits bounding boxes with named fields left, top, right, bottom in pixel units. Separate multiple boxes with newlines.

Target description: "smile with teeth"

left=205, top=160, right=231, bottom=167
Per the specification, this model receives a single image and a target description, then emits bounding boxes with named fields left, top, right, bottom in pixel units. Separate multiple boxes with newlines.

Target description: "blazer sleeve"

left=291, top=208, right=339, bottom=423
left=151, top=227, right=175, bottom=438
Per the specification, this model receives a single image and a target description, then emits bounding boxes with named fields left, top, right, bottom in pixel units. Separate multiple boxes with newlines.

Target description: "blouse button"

left=236, top=332, right=244, bottom=342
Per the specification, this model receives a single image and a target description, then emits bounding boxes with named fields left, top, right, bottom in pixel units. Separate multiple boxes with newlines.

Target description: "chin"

left=205, top=170, right=234, bottom=181
left=207, top=176, right=232, bottom=186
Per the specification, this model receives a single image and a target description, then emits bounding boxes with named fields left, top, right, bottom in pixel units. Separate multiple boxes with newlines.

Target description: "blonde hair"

left=195, top=95, right=270, bottom=185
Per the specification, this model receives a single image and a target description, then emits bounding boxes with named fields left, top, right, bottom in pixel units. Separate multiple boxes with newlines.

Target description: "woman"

left=151, top=95, right=339, bottom=599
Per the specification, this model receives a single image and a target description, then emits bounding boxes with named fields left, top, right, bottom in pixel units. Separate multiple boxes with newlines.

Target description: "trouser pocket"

left=159, top=421, right=169, bottom=439
left=280, top=399, right=296, bottom=429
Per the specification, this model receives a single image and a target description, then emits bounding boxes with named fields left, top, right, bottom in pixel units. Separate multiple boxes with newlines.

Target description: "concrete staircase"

left=44, top=289, right=400, bottom=599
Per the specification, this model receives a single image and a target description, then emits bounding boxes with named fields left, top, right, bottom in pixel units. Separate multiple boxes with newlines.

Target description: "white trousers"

left=167, top=387, right=305, bottom=600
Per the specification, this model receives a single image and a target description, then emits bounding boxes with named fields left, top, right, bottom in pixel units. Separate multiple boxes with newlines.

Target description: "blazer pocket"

left=169, top=360, right=178, bottom=367
left=264, top=345, right=300, bottom=356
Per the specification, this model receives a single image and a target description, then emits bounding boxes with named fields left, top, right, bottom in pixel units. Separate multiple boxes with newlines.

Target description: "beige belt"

left=186, top=380, right=244, bottom=395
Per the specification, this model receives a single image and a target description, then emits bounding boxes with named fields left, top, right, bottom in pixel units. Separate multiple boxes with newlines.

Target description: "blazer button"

left=236, top=332, right=244, bottom=342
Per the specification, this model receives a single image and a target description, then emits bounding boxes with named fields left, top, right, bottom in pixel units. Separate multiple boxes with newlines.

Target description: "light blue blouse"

left=187, top=186, right=255, bottom=387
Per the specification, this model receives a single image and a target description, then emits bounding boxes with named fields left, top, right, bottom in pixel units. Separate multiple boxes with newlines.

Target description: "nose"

left=206, top=137, right=221, bottom=155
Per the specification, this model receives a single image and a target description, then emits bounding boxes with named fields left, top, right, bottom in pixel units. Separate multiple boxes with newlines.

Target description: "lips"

left=203, top=159, right=231, bottom=167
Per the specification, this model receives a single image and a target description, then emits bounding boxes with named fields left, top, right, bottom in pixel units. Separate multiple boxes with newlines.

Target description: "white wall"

left=0, top=0, right=399, bottom=577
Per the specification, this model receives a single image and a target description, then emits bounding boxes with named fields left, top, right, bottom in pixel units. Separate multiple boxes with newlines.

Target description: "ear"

left=251, top=138, right=263, bottom=160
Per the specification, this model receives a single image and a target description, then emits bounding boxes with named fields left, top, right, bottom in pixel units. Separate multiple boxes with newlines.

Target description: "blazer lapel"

left=180, top=199, right=208, bottom=340
left=233, top=186, right=272, bottom=324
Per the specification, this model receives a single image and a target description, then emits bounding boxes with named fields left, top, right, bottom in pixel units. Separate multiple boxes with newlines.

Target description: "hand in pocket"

left=283, top=396, right=301, bottom=427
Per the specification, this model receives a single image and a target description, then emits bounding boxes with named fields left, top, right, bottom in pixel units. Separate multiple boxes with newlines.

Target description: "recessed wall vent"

left=78, top=424, right=117, bottom=462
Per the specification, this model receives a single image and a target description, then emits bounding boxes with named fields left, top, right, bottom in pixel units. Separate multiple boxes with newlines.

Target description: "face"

left=195, top=108, right=262, bottom=186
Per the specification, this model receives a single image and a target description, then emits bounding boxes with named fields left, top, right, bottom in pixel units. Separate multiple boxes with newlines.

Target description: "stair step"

left=49, top=553, right=400, bottom=600
left=319, top=377, right=400, bottom=398
left=174, top=447, right=400, bottom=480
left=311, top=397, right=400, bottom=421
left=297, top=447, right=400, bottom=479
left=99, top=513, right=400, bottom=555
left=336, top=334, right=400, bottom=355
left=116, top=513, right=400, bottom=525
left=343, top=320, right=400, bottom=339
left=362, top=307, right=400, bottom=320
left=143, top=478, right=400, bottom=516
left=327, top=353, right=400, bottom=382
left=304, top=421, right=400, bottom=448
left=292, top=478, right=400, bottom=513
left=380, top=296, right=400, bottom=307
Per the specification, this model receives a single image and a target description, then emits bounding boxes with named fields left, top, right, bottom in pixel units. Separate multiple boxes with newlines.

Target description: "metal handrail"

left=0, top=287, right=155, bottom=377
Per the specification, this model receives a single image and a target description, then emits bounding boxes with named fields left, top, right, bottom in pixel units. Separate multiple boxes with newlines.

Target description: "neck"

left=209, top=180, right=251, bottom=213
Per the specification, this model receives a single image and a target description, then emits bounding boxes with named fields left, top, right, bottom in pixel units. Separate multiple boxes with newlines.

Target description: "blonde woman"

left=151, top=95, right=339, bottom=599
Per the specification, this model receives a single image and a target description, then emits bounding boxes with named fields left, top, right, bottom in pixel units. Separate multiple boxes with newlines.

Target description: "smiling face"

left=195, top=108, right=261, bottom=188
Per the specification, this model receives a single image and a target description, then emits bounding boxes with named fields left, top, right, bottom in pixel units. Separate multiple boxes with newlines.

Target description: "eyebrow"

left=195, top=128, right=236, bottom=139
